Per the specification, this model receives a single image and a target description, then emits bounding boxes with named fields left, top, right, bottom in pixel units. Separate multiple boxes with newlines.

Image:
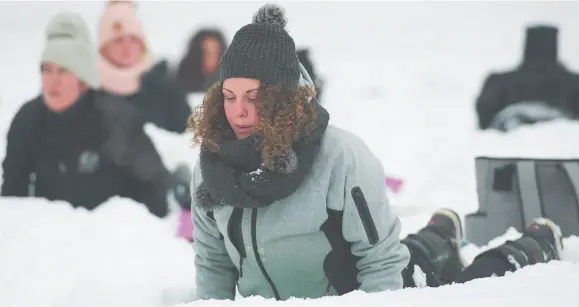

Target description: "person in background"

left=297, top=48, right=324, bottom=103
left=98, top=0, right=194, bottom=234
left=0, top=11, right=188, bottom=218
left=98, top=0, right=191, bottom=133
left=475, top=25, right=579, bottom=132
left=175, top=28, right=228, bottom=93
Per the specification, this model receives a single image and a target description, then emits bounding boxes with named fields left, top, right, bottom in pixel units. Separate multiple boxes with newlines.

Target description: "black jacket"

left=475, top=63, right=579, bottom=130
left=476, top=26, right=579, bottom=129
left=123, top=61, right=192, bottom=133
left=1, top=90, right=172, bottom=217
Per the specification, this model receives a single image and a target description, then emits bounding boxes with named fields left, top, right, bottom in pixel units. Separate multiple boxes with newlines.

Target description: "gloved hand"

left=172, top=163, right=194, bottom=242
left=173, top=181, right=191, bottom=209
left=171, top=164, right=192, bottom=209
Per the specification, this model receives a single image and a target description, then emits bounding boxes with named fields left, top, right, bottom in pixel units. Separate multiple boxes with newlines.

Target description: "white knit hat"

left=41, top=12, right=99, bottom=88
left=98, top=0, right=152, bottom=95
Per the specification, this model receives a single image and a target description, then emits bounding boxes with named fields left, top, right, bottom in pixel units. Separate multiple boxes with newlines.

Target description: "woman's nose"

left=234, top=99, right=248, bottom=117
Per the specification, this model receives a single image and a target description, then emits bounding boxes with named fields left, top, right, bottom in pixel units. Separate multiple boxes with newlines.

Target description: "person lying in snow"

left=188, top=4, right=567, bottom=301
left=0, top=12, right=190, bottom=218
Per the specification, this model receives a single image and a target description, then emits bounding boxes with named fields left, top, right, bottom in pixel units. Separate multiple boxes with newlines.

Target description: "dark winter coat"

left=475, top=26, right=579, bottom=130
left=475, top=63, right=579, bottom=130
left=1, top=90, right=172, bottom=217
left=122, top=60, right=192, bottom=133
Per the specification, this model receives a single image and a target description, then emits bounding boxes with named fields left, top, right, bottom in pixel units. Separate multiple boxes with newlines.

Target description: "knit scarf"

left=99, top=54, right=152, bottom=96
left=196, top=103, right=329, bottom=210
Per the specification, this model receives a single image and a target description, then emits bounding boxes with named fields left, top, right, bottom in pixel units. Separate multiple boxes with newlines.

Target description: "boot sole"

left=529, top=217, right=564, bottom=260
left=434, top=208, right=468, bottom=266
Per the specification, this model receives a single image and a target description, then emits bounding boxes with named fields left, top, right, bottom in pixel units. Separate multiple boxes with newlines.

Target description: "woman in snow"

left=175, top=28, right=228, bottom=94
left=98, top=0, right=191, bottom=134
left=1, top=12, right=176, bottom=218
left=190, top=4, right=566, bottom=300
left=98, top=0, right=194, bottom=233
left=190, top=4, right=409, bottom=300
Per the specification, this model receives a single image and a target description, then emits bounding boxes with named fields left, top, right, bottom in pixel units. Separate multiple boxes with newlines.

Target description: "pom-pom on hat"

left=218, top=4, right=300, bottom=88
left=98, top=0, right=145, bottom=48
left=97, top=0, right=152, bottom=95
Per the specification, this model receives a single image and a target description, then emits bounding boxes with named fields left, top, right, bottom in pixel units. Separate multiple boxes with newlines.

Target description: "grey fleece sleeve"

left=338, top=138, right=410, bottom=293
left=191, top=167, right=237, bottom=301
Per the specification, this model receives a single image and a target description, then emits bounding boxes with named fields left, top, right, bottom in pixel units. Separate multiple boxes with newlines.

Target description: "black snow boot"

left=402, top=208, right=465, bottom=287
left=521, top=217, right=564, bottom=261
left=474, top=217, right=563, bottom=271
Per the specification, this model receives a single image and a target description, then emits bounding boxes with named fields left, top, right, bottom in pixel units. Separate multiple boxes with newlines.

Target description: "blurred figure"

left=175, top=28, right=228, bottom=93
left=0, top=12, right=183, bottom=217
left=99, top=0, right=193, bottom=237
left=99, top=0, right=191, bottom=133
left=475, top=25, right=579, bottom=132
left=297, top=48, right=325, bottom=103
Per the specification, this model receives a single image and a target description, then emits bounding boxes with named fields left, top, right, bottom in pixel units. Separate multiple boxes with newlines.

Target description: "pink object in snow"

left=177, top=209, right=194, bottom=241
left=385, top=176, right=404, bottom=193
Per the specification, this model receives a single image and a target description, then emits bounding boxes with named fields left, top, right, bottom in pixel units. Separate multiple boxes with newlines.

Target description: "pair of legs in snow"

left=401, top=209, right=564, bottom=287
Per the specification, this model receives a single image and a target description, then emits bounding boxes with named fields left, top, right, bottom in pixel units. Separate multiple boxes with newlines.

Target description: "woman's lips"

left=235, top=125, right=254, bottom=133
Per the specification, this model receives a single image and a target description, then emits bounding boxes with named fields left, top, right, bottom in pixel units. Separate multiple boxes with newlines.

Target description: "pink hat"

left=98, top=0, right=152, bottom=95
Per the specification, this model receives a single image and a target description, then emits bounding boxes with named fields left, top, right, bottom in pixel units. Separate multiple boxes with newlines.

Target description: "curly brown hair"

left=188, top=81, right=318, bottom=170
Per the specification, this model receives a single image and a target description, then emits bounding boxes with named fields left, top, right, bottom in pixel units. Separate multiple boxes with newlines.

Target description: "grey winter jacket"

left=192, top=126, right=410, bottom=300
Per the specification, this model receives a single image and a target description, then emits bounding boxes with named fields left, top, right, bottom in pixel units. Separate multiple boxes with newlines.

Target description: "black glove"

left=171, top=164, right=192, bottom=209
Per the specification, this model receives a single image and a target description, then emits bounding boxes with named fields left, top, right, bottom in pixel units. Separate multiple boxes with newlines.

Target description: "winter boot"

left=401, top=208, right=465, bottom=287
left=473, top=217, right=563, bottom=272
left=522, top=217, right=564, bottom=261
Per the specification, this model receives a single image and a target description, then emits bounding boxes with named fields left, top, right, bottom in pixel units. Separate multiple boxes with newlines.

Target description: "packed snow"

left=1, top=2, right=579, bottom=307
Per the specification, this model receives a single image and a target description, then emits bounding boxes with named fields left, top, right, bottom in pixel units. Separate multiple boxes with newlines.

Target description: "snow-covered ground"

left=1, top=1, right=579, bottom=307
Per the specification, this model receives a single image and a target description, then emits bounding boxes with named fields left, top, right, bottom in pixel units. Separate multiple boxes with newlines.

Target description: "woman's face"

left=41, top=62, right=87, bottom=112
left=202, top=37, right=221, bottom=74
left=222, top=78, right=260, bottom=139
left=101, top=35, right=145, bottom=68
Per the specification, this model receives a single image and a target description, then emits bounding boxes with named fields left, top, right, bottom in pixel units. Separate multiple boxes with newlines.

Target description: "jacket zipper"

left=251, top=208, right=281, bottom=300
left=228, top=208, right=246, bottom=278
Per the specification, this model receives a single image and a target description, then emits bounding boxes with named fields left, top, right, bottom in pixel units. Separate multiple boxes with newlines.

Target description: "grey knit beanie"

left=41, top=12, right=99, bottom=88
left=219, top=4, right=300, bottom=88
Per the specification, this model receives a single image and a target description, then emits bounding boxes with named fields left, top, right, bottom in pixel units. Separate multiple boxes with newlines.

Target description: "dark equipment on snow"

left=465, top=156, right=579, bottom=245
